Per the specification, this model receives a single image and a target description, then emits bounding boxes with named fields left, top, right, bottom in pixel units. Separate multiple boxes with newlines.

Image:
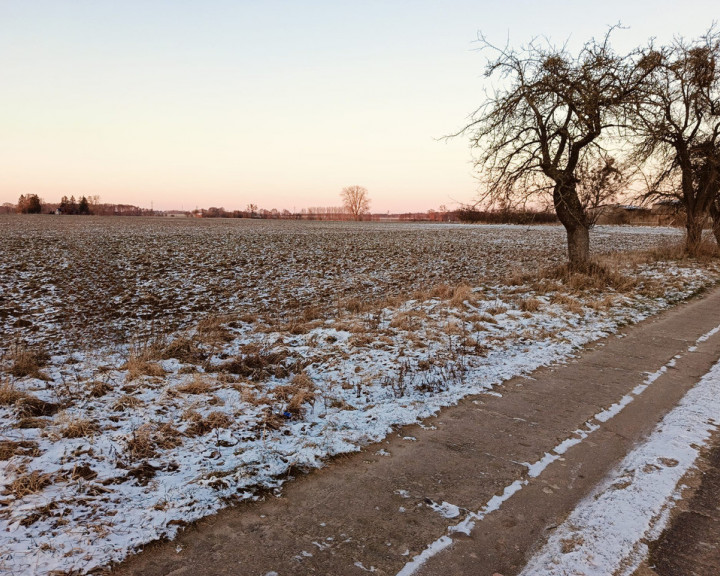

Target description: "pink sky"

left=1, top=1, right=715, bottom=213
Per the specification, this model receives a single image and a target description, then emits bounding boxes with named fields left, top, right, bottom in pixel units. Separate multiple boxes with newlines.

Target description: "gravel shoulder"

left=110, top=287, right=720, bottom=576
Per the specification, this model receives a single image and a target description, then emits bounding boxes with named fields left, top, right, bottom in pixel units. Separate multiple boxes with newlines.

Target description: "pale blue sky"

left=0, top=1, right=715, bottom=212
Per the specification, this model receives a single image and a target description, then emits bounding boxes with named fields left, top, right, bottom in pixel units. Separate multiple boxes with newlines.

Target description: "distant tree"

left=246, top=203, right=258, bottom=217
left=341, top=185, right=371, bottom=221
left=457, top=29, right=655, bottom=269
left=78, top=196, right=91, bottom=215
left=631, top=29, right=720, bottom=254
left=17, top=194, right=42, bottom=214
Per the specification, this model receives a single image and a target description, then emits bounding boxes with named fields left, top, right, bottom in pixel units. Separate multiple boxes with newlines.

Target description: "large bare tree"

left=459, top=30, right=654, bottom=269
left=341, top=185, right=371, bottom=221
left=632, top=29, right=720, bottom=254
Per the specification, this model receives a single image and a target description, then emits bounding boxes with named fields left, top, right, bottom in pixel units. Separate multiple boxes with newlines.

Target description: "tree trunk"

left=710, top=201, right=720, bottom=247
left=553, top=177, right=590, bottom=270
left=684, top=211, right=707, bottom=256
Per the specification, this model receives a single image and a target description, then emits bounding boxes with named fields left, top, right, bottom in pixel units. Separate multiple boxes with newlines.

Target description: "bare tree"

left=632, top=29, right=720, bottom=254
left=576, top=154, right=625, bottom=226
left=457, top=29, right=654, bottom=269
left=341, top=185, right=371, bottom=221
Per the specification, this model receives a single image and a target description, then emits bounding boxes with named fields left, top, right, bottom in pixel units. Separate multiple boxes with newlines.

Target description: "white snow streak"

left=520, top=360, right=720, bottom=576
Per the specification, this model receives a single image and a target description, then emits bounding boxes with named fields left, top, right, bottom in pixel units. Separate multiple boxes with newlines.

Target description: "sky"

left=0, top=1, right=716, bottom=213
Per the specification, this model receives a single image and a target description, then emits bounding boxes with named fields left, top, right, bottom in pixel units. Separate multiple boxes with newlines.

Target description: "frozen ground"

left=1, top=217, right=718, bottom=575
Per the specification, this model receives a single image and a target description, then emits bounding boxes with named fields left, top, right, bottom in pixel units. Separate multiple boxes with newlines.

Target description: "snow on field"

left=1, top=217, right=718, bottom=575
left=519, top=353, right=720, bottom=576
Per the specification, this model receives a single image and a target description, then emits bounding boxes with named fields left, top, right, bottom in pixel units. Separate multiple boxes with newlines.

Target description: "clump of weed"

left=0, top=440, right=40, bottom=460
left=176, top=375, right=213, bottom=395
left=6, top=470, right=52, bottom=498
left=196, top=316, right=233, bottom=344
left=61, top=418, right=100, bottom=439
left=126, top=424, right=157, bottom=460
left=112, top=394, right=144, bottom=412
left=217, top=347, right=290, bottom=380
left=273, top=372, right=316, bottom=417
left=88, top=381, right=113, bottom=398
left=8, top=343, right=49, bottom=379
left=123, top=357, right=165, bottom=381
left=450, top=283, right=474, bottom=307
left=519, top=297, right=542, bottom=312
left=162, top=336, right=205, bottom=363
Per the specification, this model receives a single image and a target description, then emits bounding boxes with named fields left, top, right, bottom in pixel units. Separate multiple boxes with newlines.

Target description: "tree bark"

left=553, top=177, right=591, bottom=270
left=684, top=211, right=707, bottom=256
left=711, top=202, right=720, bottom=247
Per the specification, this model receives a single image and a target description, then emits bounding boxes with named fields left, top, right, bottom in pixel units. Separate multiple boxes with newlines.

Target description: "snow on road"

left=520, top=356, right=720, bottom=575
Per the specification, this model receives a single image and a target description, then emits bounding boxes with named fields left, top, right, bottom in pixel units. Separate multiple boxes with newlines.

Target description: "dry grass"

left=88, top=381, right=113, bottom=397
left=6, top=469, right=52, bottom=498
left=126, top=424, right=157, bottom=460
left=8, top=343, right=49, bottom=379
left=0, top=440, right=40, bottom=460
left=176, top=375, right=213, bottom=395
left=519, top=297, right=542, bottom=312
left=155, top=422, right=183, bottom=449
left=124, top=357, right=165, bottom=381
left=61, top=418, right=100, bottom=439
left=162, top=336, right=205, bottom=363
left=196, top=316, right=233, bottom=344
left=0, top=382, right=28, bottom=406
left=112, top=394, right=144, bottom=412
left=450, top=283, right=474, bottom=307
